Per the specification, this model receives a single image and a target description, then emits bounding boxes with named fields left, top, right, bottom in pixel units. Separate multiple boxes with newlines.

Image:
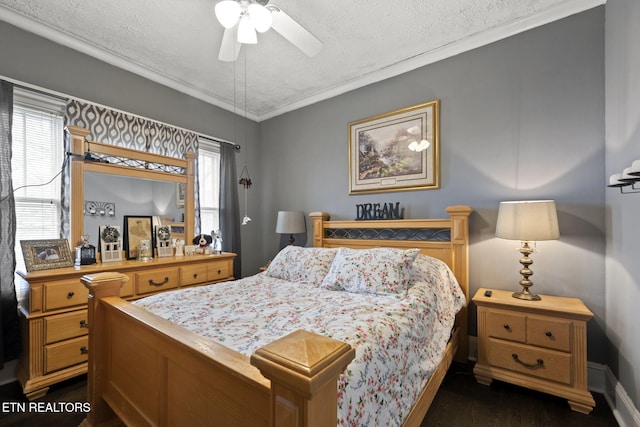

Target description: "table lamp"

left=275, top=211, right=306, bottom=245
left=495, top=200, right=560, bottom=301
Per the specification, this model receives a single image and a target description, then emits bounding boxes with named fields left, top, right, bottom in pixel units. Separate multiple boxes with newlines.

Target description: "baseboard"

left=603, top=365, right=640, bottom=427
left=468, top=339, right=639, bottom=427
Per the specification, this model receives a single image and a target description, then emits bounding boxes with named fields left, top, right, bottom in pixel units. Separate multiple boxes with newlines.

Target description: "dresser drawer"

left=180, top=264, right=208, bottom=286
left=44, top=336, right=88, bottom=374
left=487, top=310, right=526, bottom=343
left=487, top=338, right=571, bottom=385
left=43, top=280, right=89, bottom=311
left=44, top=310, right=88, bottom=344
left=136, top=268, right=179, bottom=295
left=208, top=261, right=231, bottom=282
left=527, top=315, right=571, bottom=352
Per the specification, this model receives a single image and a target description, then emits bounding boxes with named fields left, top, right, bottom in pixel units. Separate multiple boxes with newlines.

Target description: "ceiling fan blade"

left=269, top=6, right=323, bottom=57
left=218, top=27, right=242, bottom=62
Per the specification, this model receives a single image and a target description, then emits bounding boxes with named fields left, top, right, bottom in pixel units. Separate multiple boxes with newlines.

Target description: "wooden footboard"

left=80, top=272, right=354, bottom=427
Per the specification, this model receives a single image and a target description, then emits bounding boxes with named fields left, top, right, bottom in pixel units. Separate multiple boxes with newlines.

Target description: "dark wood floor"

left=0, top=363, right=619, bottom=426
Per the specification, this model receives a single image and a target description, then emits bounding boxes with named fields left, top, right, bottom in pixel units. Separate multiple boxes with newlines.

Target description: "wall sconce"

left=84, top=200, right=116, bottom=216
left=608, top=160, right=640, bottom=193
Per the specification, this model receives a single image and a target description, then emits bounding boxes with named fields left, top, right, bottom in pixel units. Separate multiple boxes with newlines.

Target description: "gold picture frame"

left=348, top=100, right=440, bottom=194
left=20, top=239, right=74, bottom=272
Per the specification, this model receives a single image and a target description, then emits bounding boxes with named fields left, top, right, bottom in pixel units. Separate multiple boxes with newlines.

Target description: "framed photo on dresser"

left=123, top=215, right=153, bottom=259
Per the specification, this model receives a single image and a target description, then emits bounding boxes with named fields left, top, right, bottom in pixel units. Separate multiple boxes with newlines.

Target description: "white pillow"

left=320, top=247, right=420, bottom=294
left=265, top=246, right=338, bottom=284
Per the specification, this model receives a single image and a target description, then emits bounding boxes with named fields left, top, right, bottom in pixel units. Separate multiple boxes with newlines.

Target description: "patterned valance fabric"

left=65, top=100, right=199, bottom=157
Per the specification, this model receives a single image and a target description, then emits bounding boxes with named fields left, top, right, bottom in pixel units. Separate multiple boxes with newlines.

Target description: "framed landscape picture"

left=348, top=100, right=440, bottom=194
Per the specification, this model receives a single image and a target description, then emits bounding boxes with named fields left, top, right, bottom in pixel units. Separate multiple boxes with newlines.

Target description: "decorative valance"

left=64, top=100, right=199, bottom=157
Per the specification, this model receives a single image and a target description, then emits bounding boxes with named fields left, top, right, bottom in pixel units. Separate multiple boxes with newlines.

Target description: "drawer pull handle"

left=503, top=324, right=510, bottom=330
left=217, top=269, right=221, bottom=275
left=512, top=353, right=544, bottom=369
left=80, top=346, right=89, bottom=355
left=193, top=273, right=198, bottom=279
left=545, top=331, right=553, bottom=337
left=148, top=277, right=169, bottom=287
left=80, top=320, right=89, bottom=328
left=67, top=291, right=75, bottom=298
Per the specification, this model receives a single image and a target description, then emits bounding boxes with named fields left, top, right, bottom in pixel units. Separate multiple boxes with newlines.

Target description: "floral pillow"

left=320, top=247, right=420, bottom=294
left=265, top=246, right=338, bottom=285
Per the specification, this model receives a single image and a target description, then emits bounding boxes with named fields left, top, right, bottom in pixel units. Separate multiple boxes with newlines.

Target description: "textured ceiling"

left=0, top=0, right=602, bottom=121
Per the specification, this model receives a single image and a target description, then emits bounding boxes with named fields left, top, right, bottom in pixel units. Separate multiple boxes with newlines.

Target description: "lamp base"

left=512, top=290, right=541, bottom=301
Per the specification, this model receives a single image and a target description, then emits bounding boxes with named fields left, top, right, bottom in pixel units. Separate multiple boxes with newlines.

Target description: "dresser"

left=472, top=288, right=595, bottom=414
left=15, top=253, right=235, bottom=399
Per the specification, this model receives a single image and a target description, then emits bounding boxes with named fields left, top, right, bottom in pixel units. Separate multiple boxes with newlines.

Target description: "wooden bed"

left=80, top=206, right=472, bottom=427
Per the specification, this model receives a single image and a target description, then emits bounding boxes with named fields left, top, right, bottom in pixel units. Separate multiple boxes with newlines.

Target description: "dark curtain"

left=0, top=81, right=20, bottom=368
left=219, top=143, right=241, bottom=278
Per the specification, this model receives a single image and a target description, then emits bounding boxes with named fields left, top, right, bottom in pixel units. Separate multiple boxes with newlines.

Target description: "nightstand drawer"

left=136, top=268, right=179, bottom=295
left=44, top=336, right=88, bottom=374
left=487, top=310, right=526, bottom=343
left=488, top=339, right=571, bottom=385
left=43, top=280, right=89, bottom=311
left=44, top=310, right=88, bottom=344
left=527, top=315, right=571, bottom=352
left=180, top=265, right=208, bottom=286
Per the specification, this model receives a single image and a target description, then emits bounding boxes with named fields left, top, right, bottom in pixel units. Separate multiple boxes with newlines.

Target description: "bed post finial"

left=309, top=212, right=330, bottom=248
left=251, top=329, right=355, bottom=427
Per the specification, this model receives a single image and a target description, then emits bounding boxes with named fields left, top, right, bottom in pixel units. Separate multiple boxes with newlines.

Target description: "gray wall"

left=260, top=8, right=607, bottom=363
left=0, top=19, right=263, bottom=277
left=605, top=0, right=640, bottom=410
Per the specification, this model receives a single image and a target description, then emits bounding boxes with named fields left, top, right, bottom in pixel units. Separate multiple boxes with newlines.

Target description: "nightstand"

left=473, top=288, right=595, bottom=414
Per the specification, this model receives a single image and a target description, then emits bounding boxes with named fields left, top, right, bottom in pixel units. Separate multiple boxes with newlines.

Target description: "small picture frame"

left=155, top=225, right=173, bottom=257
left=99, top=225, right=122, bottom=263
left=20, top=239, right=74, bottom=272
left=123, top=216, right=153, bottom=260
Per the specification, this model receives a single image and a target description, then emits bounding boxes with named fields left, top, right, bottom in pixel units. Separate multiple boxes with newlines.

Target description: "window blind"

left=11, top=89, right=65, bottom=279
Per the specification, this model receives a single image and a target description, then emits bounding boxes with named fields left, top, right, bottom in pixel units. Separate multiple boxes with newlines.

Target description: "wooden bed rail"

left=80, top=272, right=355, bottom=427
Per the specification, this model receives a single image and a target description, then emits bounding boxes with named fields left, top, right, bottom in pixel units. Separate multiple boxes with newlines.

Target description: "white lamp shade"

left=237, top=15, right=258, bottom=44
left=275, top=211, right=306, bottom=234
left=495, top=200, right=560, bottom=241
left=215, top=1, right=241, bottom=29
left=248, top=4, right=272, bottom=33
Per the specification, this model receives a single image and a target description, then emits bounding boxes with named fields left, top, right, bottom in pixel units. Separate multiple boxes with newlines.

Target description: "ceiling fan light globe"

left=248, top=4, right=272, bottom=32
left=237, top=16, right=258, bottom=44
left=215, top=1, right=241, bottom=29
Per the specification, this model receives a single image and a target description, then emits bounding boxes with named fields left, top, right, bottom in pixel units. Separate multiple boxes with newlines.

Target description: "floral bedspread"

left=133, top=260, right=465, bottom=426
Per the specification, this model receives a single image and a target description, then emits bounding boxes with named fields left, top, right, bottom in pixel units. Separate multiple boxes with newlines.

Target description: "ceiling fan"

left=214, top=0, right=323, bottom=62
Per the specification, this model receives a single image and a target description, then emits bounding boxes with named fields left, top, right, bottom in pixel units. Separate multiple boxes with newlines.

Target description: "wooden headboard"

left=309, top=205, right=472, bottom=362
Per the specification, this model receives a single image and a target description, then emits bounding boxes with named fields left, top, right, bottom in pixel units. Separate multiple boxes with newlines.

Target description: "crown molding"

left=258, top=0, right=605, bottom=121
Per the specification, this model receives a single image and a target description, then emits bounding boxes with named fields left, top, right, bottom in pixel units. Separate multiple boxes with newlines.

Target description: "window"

left=198, top=138, right=221, bottom=236
left=11, top=89, right=65, bottom=270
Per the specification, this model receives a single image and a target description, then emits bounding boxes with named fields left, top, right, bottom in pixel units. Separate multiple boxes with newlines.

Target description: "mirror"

left=83, top=172, right=184, bottom=248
